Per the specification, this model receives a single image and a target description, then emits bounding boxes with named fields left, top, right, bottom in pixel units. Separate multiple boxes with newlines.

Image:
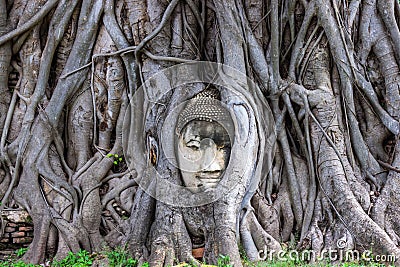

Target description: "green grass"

left=0, top=248, right=395, bottom=267
left=106, top=247, right=138, bottom=267
left=51, top=250, right=93, bottom=267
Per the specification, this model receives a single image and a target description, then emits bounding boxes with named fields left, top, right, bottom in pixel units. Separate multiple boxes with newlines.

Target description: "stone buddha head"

left=176, top=89, right=234, bottom=192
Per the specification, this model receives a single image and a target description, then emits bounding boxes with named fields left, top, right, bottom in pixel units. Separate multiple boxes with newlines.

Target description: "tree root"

left=240, top=212, right=281, bottom=261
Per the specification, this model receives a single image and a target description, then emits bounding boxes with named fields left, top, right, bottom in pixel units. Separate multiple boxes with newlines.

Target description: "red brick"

left=11, top=232, right=25, bottom=238
left=19, top=226, right=33, bottom=231
left=192, top=247, right=204, bottom=259
left=0, top=238, right=9, bottom=242
left=4, top=227, right=15, bottom=233
left=7, top=223, right=17, bottom=227
left=13, top=237, right=32, bottom=244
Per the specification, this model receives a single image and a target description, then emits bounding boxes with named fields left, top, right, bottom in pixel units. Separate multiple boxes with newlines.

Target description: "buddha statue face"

left=175, top=89, right=234, bottom=192
left=177, top=120, right=232, bottom=191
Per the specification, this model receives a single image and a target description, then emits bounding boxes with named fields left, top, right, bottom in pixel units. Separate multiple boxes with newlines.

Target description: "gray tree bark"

left=0, top=0, right=400, bottom=266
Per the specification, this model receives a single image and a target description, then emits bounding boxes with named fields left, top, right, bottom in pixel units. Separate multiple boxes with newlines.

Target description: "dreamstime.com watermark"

left=258, top=240, right=397, bottom=264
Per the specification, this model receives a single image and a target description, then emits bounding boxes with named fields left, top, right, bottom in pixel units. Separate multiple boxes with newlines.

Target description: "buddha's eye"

left=186, top=140, right=200, bottom=150
left=217, top=140, right=231, bottom=150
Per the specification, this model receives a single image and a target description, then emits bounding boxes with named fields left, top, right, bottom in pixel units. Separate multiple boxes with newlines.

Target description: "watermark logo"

left=257, top=239, right=397, bottom=264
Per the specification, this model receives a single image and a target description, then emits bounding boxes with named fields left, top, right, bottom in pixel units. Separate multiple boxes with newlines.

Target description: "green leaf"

left=15, top=248, right=28, bottom=257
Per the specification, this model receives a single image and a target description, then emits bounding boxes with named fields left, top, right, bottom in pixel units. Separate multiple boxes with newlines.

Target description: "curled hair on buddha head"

left=176, top=88, right=234, bottom=136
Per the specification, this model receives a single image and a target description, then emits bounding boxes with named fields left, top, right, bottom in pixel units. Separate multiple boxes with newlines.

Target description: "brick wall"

left=0, top=210, right=33, bottom=259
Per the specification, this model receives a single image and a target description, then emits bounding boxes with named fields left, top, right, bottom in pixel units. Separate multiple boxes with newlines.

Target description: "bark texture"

left=0, top=0, right=400, bottom=266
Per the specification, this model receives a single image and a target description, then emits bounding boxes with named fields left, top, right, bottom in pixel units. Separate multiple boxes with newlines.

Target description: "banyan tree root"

left=1, top=0, right=400, bottom=266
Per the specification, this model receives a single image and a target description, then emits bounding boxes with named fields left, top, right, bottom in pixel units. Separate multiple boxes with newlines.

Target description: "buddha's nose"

left=200, top=139, right=222, bottom=172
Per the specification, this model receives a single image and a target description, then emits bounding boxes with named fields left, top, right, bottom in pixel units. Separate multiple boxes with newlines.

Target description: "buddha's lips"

left=196, top=172, right=222, bottom=180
